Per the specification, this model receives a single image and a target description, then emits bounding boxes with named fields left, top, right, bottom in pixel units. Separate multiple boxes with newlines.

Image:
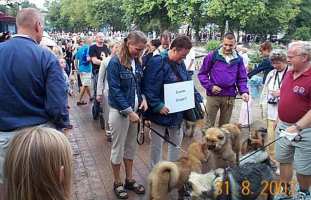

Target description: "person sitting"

left=3, top=127, right=73, bottom=200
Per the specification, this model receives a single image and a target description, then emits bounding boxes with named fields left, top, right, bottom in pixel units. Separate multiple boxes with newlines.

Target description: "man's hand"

left=212, top=85, right=222, bottom=94
left=159, top=106, right=170, bottom=115
left=241, top=93, right=249, bottom=102
left=271, top=90, right=280, bottom=97
left=286, top=125, right=299, bottom=134
left=96, top=95, right=102, bottom=102
left=139, top=99, right=148, bottom=111
left=129, top=112, right=140, bottom=123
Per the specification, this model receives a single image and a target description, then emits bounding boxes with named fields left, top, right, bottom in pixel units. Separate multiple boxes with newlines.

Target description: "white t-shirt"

left=131, top=59, right=139, bottom=112
left=184, top=48, right=196, bottom=71
left=263, top=67, right=287, bottom=120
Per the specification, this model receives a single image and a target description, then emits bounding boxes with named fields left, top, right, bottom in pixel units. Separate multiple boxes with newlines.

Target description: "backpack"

left=81, top=47, right=89, bottom=65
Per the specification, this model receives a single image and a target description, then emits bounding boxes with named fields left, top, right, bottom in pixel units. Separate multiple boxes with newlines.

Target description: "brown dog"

left=202, top=123, right=241, bottom=170
left=148, top=142, right=209, bottom=200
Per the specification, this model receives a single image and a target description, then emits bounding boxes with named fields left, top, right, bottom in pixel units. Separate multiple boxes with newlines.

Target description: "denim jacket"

left=107, top=56, right=144, bottom=115
left=143, top=52, right=191, bottom=128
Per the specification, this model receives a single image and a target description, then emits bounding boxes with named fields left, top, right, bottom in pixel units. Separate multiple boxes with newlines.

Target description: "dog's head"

left=188, top=168, right=224, bottom=199
left=241, top=129, right=266, bottom=154
left=187, top=142, right=210, bottom=162
left=203, top=128, right=227, bottom=151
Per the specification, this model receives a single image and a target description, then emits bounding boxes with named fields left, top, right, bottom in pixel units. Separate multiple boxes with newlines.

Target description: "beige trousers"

left=206, top=96, right=235, bottom=128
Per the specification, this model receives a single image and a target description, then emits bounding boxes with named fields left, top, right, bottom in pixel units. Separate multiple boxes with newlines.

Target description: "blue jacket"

left=107, top=56, right=144, bottom=115
left=248, top=57, right=274, bottom=83
left=143, top=52, right=190, bottom=128
left=0, top=36, right=69, bottom=131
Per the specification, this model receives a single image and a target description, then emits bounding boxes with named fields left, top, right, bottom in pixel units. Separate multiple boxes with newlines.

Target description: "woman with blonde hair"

left=4, top=127, right=73, bottom=200
left=96, top=41, right=120, bottom=142
left=107, top=31, right=148, bottom=199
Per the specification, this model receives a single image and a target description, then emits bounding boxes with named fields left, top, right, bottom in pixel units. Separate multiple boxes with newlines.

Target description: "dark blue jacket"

left=143, top=52, right=190, bottom=128
left=248, top=57, right=274, bottom=83
left=107, top=56, right=144, bottom=115
left=0, top=36, right=69, bottom=131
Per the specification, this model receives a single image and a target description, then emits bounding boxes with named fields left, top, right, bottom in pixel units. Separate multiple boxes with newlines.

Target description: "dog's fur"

left=202, top=123, right=241, bottom=170
left=188, top=163, right=274, bottom=200
left=148, top=142, right=209, bottom=200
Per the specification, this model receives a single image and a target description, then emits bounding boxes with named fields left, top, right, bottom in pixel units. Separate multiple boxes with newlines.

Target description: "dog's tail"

left=148, top=161, right=180, bottom=200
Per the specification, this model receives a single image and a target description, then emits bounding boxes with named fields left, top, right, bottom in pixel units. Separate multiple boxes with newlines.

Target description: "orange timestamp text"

left=215, top=180, right=295, bottom=196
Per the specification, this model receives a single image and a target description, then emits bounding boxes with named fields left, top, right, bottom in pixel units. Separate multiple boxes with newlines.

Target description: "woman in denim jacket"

left=143, top=36, right=193, bottom=168
left=107, top=31, right=148, bottom=199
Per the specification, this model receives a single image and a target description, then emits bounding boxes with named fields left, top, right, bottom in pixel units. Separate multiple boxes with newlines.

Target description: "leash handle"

left=136, top=110, right=145, bottom=145
left=246, top=101, right=251, bottom=134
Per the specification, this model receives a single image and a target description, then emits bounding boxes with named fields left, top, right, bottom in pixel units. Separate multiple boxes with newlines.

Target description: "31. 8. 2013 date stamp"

left=215, top=180, right=295, bottom=196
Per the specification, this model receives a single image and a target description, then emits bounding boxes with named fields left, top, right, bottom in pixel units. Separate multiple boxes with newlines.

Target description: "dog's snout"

left=207, top=145, right=216, bottom=150
left=202, top=191, right=209, bottom=197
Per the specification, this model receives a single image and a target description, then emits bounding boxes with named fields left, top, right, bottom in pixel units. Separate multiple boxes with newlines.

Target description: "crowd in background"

left=0, top=7, right=311, bottom=200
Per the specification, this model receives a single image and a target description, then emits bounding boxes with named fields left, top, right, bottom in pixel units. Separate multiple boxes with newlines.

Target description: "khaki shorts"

left=0, top=131, right=19, bottom=183
left=275, top=121, right=311, bottom=175
left=80, top=72, right=92, bottom=86
left=0, top=122, right=55, bottom=183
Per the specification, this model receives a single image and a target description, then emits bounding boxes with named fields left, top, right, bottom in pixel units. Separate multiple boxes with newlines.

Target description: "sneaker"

left=293, top=191, right=311, bottom=200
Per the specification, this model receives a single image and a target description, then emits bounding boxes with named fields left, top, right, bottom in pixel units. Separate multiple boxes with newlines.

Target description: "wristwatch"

left=294, top=123, right=303, bottom=132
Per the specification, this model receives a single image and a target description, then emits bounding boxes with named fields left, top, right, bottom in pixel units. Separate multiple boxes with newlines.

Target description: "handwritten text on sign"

left=164, top=80, right=195, bottom=113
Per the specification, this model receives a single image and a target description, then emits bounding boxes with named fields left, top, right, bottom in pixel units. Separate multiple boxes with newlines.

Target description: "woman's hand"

left=159, top=106, right=170, bottom=115
left=129, top=112, right=140, bottom=123
left=139, top=99, right=148, bottom=111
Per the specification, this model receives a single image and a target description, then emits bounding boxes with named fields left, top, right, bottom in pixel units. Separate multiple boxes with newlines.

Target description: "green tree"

left=87, top=0, right=126, bottom=31
left=244, top=0, right=301, bottom=41
left=122, top=0, right=182, bottom=32
left=286, top=0, right=311, bottom=41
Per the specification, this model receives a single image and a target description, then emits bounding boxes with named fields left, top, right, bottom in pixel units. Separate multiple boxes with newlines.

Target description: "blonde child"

left=4, top=127, right=73, bottom=200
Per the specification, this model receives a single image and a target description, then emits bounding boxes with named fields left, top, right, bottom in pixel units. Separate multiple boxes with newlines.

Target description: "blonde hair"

left=4, top=127, right=73, bottom=200
left=117, top=31, right=147, bottom=68
left=52, top=46, right=64, bottom=59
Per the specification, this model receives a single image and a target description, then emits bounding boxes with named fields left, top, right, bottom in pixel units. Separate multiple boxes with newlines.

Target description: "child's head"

left=59, top=58, right=66, bottom=70
left=4, top=127, right=73, bottom=200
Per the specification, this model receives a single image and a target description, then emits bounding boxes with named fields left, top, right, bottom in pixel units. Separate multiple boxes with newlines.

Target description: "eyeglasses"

left=287, top=54, right=304, bottom=59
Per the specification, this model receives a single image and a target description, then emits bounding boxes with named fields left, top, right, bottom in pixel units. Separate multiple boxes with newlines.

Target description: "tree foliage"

left=41, top=0, right=310, bottom=41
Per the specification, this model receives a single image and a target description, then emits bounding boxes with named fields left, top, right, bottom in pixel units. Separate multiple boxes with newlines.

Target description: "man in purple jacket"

left=198, top=33, right=249, bottom=128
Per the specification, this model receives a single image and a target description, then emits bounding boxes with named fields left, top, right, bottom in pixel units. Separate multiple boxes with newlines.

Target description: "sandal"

left=124, top=179, right=145, bottom=194
left=113, top=183, right=128, bottom=199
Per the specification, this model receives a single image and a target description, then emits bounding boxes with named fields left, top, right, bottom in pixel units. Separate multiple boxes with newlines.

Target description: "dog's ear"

left=250, top=130, right=264, bottom=147
left=221, top=124, right=241, bottom=153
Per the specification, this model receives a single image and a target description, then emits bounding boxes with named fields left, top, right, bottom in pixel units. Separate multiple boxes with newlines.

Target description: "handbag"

left=169, top=62, right=204, bottom=122
left=183, top=101, right=204, bottom=122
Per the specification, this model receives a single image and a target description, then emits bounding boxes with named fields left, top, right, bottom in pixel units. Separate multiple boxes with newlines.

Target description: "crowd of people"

left=0, top=7, right=310, bottom=200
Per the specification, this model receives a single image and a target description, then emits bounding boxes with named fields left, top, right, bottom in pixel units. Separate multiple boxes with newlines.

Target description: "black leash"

left=239, top=128, right=304, bottom=163
left=144, top=122, right=187, bottom=154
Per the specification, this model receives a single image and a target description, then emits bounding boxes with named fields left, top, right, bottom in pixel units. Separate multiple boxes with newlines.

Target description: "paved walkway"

left=68, top=65, right=265, bottom=200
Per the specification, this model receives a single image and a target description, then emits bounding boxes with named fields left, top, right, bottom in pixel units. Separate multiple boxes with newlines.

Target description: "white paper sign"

left=164, top=80, right=195, bottom=113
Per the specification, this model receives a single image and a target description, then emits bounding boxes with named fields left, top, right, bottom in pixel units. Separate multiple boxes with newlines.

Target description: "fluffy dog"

left=148, top=142, right=209, bottom=200
left=202, top=124, right=241, bottom=170
left=188, top=163, right=274, bottom=200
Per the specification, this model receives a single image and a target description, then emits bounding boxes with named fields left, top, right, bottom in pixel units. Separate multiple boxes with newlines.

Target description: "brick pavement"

left=67, top=70, right=265, bottom=200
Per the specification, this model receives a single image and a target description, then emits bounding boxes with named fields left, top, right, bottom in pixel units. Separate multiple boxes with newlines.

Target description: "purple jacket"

left=198, top=50, right=249, bottom=97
